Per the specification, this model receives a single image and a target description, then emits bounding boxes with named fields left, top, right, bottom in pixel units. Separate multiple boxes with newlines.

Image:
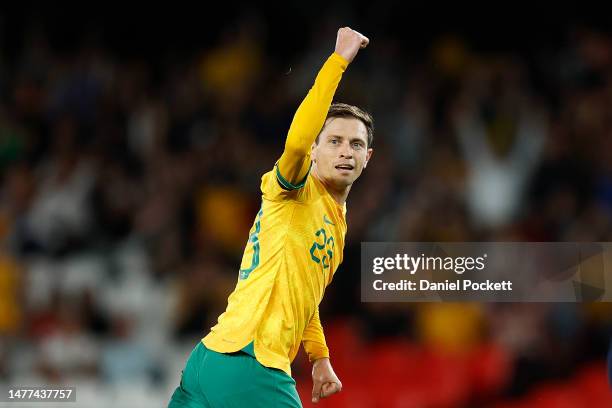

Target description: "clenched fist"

left=334, top=27, right=369, bottom=64
left=311, top=357, right=342, bottom=403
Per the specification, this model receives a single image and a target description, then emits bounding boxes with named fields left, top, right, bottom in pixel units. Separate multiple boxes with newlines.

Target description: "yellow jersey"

left=203, top=52, right=349, bottom=375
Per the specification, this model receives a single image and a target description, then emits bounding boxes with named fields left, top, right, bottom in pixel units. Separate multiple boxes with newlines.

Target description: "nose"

left=339, top=141, right=353, bottom=158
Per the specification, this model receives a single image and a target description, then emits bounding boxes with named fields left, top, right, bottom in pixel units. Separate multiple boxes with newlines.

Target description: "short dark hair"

left=318, top=102, right=374, bottom=148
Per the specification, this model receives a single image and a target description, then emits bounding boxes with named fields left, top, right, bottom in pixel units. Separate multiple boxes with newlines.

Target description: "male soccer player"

left=168, top=27, right=373, bottom=407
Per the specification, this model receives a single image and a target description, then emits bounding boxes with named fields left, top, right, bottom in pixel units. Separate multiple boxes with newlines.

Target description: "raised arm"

left=276, top=27, right=369, bottom=189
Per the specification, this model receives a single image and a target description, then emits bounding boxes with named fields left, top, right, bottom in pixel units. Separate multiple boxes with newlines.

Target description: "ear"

left=363, top=148, right=373, bottom=168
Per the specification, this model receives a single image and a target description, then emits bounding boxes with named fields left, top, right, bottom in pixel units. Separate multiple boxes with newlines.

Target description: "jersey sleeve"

left=276, top=52, right=348, bottom=188
left=302, top=307, right=330, bottom=362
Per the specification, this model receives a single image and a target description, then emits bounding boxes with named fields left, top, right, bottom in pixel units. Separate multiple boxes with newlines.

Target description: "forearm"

left=277, top=52, right=348, bottom=186
left=302, top=308, right=330, bottom=362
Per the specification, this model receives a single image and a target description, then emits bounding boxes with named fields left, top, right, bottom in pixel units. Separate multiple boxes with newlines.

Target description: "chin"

left=330, top=177, right=354, bottom=189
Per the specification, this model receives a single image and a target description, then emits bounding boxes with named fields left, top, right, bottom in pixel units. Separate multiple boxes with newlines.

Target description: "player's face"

left=311, top=117, right=373, bottom=190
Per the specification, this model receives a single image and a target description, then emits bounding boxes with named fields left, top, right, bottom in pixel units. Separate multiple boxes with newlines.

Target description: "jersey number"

left=310, top=228, right=334, bottom=269
left=239, top=207, right=263, bottom=280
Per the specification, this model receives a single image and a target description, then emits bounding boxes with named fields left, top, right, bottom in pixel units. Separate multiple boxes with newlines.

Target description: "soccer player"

left=168, top=27, right=372, bottom=407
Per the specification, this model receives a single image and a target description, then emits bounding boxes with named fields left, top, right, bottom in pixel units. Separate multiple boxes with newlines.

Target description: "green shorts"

left=168, top=341, right=302, bottom=408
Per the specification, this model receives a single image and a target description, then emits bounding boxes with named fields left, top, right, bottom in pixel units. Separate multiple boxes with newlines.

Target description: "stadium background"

left=1, top=4, right=612, bottom=407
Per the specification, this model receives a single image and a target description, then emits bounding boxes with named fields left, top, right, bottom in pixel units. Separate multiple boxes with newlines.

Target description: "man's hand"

left=335, top=27, right=369, bottom=64
left=311, top=357, right=342, bottom=403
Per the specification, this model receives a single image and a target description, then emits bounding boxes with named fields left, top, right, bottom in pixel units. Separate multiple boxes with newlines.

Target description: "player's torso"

left=205, top=172, right=347, bottom=365
left=239, top=173, right=346, bottom=304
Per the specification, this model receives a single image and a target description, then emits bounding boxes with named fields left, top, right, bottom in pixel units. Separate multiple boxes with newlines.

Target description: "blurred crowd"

left=0, top=11, right=611, bottom=407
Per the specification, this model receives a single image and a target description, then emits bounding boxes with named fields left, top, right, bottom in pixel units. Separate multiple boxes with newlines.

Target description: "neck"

left=312, top=166, right=351, bottom=205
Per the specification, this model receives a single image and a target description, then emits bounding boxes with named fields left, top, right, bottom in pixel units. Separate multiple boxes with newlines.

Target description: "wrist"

left=312, top=357, right=330, bottom=367
left=331, top=52, right=350, bottom=67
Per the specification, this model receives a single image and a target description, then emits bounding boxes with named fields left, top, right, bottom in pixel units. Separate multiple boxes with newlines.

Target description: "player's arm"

left=303, top=308, right=342, bottom=403
left=276, top=27, right=369, bottom=189
left=303, top=307, right=330, bottom=362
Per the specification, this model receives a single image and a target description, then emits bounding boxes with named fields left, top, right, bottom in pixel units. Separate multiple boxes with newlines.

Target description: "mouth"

left=335, top=164, right=354, bottom=171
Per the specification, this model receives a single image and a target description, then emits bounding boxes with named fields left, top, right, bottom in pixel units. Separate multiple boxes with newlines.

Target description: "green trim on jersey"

left=275, top=161, right=312, bottom=190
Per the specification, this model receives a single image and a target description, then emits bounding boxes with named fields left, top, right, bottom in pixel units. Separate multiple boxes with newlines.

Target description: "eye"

left=352, top=142, right=363, bottom=149
left=330, top=139, right=338, bottom=144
